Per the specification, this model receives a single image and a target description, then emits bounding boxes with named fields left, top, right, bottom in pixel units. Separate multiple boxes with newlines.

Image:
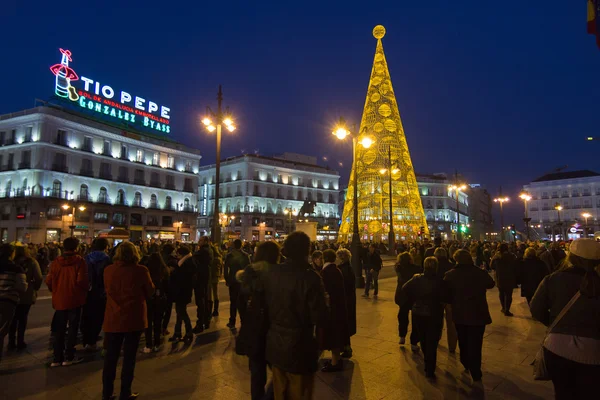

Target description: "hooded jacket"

left=0, top=260, right=27, bottom=306
left=85, top=250, right=110, bottom=296
left=14, top=256, right=42, bottom=304
left=46, top=252, right=89, bottom=310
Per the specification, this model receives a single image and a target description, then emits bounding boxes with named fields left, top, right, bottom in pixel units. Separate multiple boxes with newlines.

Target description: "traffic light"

left=510, top=225, right=516, bottom=236
left=460, top=224, right=467, bottom=233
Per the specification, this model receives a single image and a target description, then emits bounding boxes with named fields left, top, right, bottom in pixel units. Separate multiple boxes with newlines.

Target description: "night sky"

left=2, top=1, right=599, bottom=227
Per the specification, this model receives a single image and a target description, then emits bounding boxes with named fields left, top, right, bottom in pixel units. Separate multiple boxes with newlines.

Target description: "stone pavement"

left=0, top=275, right=553, bottom=400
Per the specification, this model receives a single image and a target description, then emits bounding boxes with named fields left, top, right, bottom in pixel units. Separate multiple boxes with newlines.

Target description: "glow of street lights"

left=207, top=125, right=216, bottom=132
left=359, top=137, right=373, bottom=148
left=78, top=206, right=86, bottom=212
left=555, top=205, right=563, bottom=211
left=494, top=197, right=509, bottom=203
left=62, top=204, right=70, bottom=210
left=449, top=184, right=467, bottom=192
left=223, top=118, right=232, bottom=126
left=332, top=127, right=349, bottom=140
left=519, top=193, right=532, bottom=202
left=202, top=118, right=212, bottom=126
left=582, top=212, right=591, bottom=219
left=391, top=168, right=400, bottom=175
left=379, top=168, right=388, bottom=175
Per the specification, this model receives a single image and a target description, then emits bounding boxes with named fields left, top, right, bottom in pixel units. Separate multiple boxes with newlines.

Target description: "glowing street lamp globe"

left=333, top=127, right=349, bottom=140
left=359, top=137, right=373, bottom=148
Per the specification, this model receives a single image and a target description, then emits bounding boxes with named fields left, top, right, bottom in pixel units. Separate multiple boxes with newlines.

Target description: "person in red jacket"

left=46, top=237, right=89, bottom=367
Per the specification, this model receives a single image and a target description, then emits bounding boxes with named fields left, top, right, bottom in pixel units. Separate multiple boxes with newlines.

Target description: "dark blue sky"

left=3, top=1, right=599, bottom=225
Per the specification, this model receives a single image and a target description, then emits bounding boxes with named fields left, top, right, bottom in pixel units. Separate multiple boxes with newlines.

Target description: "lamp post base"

left=350, top=234, right=365, bottom=289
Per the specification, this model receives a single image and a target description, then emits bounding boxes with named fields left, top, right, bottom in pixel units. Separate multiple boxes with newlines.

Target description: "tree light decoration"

left=339, top=25, right=428, bottom=240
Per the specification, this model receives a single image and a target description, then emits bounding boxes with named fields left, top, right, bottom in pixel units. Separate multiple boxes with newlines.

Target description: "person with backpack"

left=236, top=241, right=280, bottom=400
left=0, top=244, right=27, bottom=362
left=224, top=239, right=250, bottom=329
left=81, top=238, right=110, bottom=351
left=8, top=245, right=42, bottom=350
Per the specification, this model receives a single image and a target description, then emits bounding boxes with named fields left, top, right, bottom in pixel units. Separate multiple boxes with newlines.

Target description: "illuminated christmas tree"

left=339, top=25, right=428, bottom=242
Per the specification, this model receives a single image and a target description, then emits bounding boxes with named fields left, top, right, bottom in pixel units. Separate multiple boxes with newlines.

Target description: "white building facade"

left=0, top=106, right=201, bottom=243
left=523, top=170, right=600, bottom=240
left=197, top=154, right=340, bottom=241
left=417, top=173, right=470, bottom=240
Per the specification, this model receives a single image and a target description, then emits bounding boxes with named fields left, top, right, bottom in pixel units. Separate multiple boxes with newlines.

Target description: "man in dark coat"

left=363, top=244, right=383, bottom=298
left=336, top=248, right=356, bottom=358
left=262, top=232, right=328, bottom=399
left=224, top=239, right=250, bottom=329
left=519, top=247, right=549, bottom=305
left=192, top=236, right=213, bottom=333
left=160, top=243, right=178, bottom=335
left=319, top=249, right=349, bottom=372
left=81, top=238, right=110, bottom=351
left=491, top=243, right=518, bottom=316
left=169, top=246, right=196, bottom=343
left=444, top=249, right=495, bottom=382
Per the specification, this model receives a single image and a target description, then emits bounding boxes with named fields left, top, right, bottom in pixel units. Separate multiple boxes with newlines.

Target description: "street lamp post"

left=332, top=117, right=374, bottom=288
left=582, top=212, right=591, bottom=238
left=378, top=146, right=399, bottom=256
left=202, top=85, right=236, bottom=245
left=493, top=196, right=509, bottom=242
left=554, top=203, right=563, bottom=241
left=449, top=183, right=467, bottom=242
left=519, top=193, right=532, bottom=241
left=62, top=203, right=86, bottom=237
left=283, top=207, right=298, bottom=234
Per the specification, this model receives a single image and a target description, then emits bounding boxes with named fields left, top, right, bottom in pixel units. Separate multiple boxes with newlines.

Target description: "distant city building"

left=197, top=153, right=340, bottom=241
left=467, top=185, right=494, bottom=241
left=417, top=173, right=470, bottom=240
left=523, top=170, right=600, bottom=240
left=0, top=106, right=201, bottom=243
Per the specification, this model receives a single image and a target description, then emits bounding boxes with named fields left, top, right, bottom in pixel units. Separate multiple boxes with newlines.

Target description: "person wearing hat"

left=530, top=238, right=600, bottom=399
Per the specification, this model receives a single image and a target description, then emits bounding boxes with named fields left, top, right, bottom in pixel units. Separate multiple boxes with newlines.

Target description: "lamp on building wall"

left=202, top=85, right=236, bottom=244
left=332, top=117, right=374, bottom=288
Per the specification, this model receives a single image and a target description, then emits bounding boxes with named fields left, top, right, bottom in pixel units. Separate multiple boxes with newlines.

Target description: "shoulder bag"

left=533, top=291, right=581, bottom=380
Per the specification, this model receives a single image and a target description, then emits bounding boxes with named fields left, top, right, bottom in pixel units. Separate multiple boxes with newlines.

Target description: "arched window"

left=184, top=198, right=190, bottom=208
left=5, top=180, right=12, bottom=197
left=52, top=180, right=61, bottom=197
left=165, top=196, right=172, bottom=210
left=134, top=192, right=142, bottom=207
left=98, top=187, right=108, bottom=203
left=116, top=189, right=125, bottom=205
left=79, top=184, right=88, bottom=200
left=150, top=194, right=158, bottom=208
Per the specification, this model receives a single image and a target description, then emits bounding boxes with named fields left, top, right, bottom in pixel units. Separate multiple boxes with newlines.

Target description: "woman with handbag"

left=530, top=238, right=600, bottom=400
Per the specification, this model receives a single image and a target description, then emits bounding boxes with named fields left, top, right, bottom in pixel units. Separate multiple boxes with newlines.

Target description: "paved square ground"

left=0, top=275, right=553, bottom=399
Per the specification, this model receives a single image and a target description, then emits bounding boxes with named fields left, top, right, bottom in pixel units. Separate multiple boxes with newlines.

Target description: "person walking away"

left=424, top=236, right=442, bottom=258
left=236, top=241, right=280, bottom=400
left=434, top=247, right=457, bottom=353
left=0, top=244, right=27, bottom=362
left=319, top=249, right=349, bottom=372
left=46, top=237, right=88, bottom=367
left=159, top=243, right=178, bottom=336
left=537, top=243, right=556, bottom=274
left=394, top=251, right=423, bottom=350
left=169, top=246, right=196, bottom=344
left=102, top=242, right=154, bottom=400
left=262, top=232, right=328, bottom=400
left=8, top=245, right=42, bottom=350
left=336, top=248, right=356, bottom=358
left=310, top=251, right=323, bottom=273
left=192, top=236, right=213, bottom=333
left=363, top=244, right=383, bottom=298
left=142, top=253, right=169, bottom=353
left=402, top=257, right=445, bottom=378
left=81, top=238, right=110, bottom=351
left=491, top=243, right=518, bottom=316
left=519, top=247, right=548, bottom=305
left=530, top=238, right=600, bottom=400
left=224, top=239, right=250, bottom=329
left=443, top=249, right=495, bottom=382
left=209, top=243, right=222, bottom=317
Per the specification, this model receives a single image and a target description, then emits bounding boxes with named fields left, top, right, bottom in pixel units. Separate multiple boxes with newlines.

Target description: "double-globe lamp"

left=62, top=203, right=86, bottom=237
left=332, top=117, right=374, bottom=288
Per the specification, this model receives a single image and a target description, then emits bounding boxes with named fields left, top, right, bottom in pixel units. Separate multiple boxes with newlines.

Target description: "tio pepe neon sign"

left=50, top=48, right=171, bottom=134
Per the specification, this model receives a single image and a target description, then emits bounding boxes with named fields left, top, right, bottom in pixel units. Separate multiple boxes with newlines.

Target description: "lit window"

left=167, top=156, right=175, bottom=169
left=152, top=152, right=159, bottom=165
left=136, top=149, right=143, bottom=163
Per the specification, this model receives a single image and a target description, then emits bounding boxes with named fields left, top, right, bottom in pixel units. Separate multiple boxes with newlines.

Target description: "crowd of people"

left=0, top=233, right=598, bottom=400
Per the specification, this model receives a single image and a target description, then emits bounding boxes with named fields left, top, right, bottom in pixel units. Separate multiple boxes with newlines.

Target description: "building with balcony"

left=417, top=173, right=470, bottom=240
left=522, top=170, right=600, bottom=240
left=0, top=105, right=201, bottom=243
left=197, top=153, right=340, bottom=241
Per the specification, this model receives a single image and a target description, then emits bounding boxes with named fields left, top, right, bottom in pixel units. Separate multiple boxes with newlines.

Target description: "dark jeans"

left=498, top=289, right=513, bottom=312
left=249, top=356, right=274, bottom=400
left=9, top=304, right=32, bottom=345
left=53, top=308, right=82, bottom=362
left=229, top=283, right=240, bottom=324
left=174, top=301, right=192, bottom=337
left=81, top=294, right=105, bottom=346
left=413, top=314, right=443, bottom=375
left=544, top=347, right=600, bottom=400
left=145, top=297, right=165, bottom=348
left=162, top=300, right=173, bottom=332
left=364, top=269, right=379, bottom=295
left=397, top=305, right=419, bottom=344
left=102, top=331, right=142, bottom=399
left=455, top=324, right=485, bottom=380
left=194, top=284, right=207, bottom=327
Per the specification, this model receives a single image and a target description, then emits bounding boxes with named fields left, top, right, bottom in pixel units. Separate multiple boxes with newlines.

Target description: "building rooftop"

left=200, top=154, right=339, bottom=175
left=531, top=170, right=600, bottom=183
